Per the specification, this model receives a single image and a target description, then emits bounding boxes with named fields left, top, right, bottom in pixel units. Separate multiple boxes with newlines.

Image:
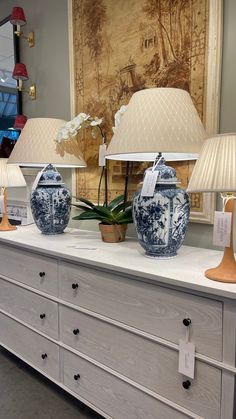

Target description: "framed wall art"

left=69, top=0, right=222, bottom=223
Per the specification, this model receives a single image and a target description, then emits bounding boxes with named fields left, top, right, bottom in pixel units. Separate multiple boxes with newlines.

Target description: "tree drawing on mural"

left=72, top=0, right=209, bottom=216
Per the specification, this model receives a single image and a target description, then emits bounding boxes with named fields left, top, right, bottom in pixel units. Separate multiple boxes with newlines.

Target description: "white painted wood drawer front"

left=59, top=262, right=223, bottom=360
left=63, top=349, right=189, bottom=419
left=0, top=312, right=59, bottom=380
left=60, top=306, right=221, bottom=418
left=0, top=278, right=59, bottom=339
left=0, top=244, right=58, bottom=296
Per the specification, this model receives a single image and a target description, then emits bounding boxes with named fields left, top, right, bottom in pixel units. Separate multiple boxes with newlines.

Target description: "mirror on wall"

left=0, top=16, right=22, bottom=157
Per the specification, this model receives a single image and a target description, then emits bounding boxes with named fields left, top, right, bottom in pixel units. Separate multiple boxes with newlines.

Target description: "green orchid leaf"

left=72, top=204, right=91, bottom=211
left=93, top=205, right=114, bottom=219
left=73, top=210, right=105, bottom=221
left=112, top=201, right=132, bottom=214
left=116, top=208, right=133, bottom=223
left=107, top=195, right=124, bottom=210
left=78, top=196, right=95, bottom=208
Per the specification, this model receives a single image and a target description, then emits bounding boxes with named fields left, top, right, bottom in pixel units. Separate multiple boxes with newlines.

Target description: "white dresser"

left=0, top=226, right=235, bottom=419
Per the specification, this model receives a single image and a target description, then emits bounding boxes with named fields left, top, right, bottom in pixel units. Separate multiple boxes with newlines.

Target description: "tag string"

left=185, top=326, right=190, bottom=344
left=152, top=155, right=162, bottom=172
left=31, top=165, right=48, bottom=191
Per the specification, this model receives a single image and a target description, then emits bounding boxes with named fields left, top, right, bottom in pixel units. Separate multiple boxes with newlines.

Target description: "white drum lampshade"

left=188, top=133, right=236, bottom=283
left=106, top=88, right=207, bottom=162
left=8, top=118, right=86, bottom=168
left=0, top=158, right=26, bottom=231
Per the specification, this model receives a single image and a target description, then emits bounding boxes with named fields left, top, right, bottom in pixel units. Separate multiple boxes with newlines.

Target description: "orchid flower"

left=112, top=105, right=128, bottom=133
left=55, top=113, right=103, bottom=143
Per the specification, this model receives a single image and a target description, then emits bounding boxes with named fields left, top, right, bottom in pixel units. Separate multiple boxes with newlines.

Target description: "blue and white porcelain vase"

left=133, top=157, right=190, bottom=258
left=30, top=164, right=71, bottom=235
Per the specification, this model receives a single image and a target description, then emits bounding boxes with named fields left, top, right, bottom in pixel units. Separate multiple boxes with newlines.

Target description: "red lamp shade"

left=12, top=63, right=29, bottom=81
left=10, top=7, right=26, bottom=26
left=14, top=115, right=27, bottom=130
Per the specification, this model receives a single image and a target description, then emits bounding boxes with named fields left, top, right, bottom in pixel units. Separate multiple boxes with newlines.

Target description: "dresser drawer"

left=0, top=244, right=58, bottom=296
left=59, top=262, right=223, bottom=360
left=0, top=278, right=59, bottom=339
left=0, top=312, right=59, bottom=380
left=63, top=349, right=189, bottom=419
left=60, top=306, right=221, bottom=418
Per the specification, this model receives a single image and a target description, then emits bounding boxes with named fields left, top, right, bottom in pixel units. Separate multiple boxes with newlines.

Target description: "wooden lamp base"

left=205, top=196, right=236, bottom=283
left=0, top=188, right=17, bottom=232
left=0, top=213, right=17, bottom=231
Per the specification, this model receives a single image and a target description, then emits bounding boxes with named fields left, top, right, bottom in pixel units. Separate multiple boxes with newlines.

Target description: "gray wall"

left=1, top=0, right=235, bottom=250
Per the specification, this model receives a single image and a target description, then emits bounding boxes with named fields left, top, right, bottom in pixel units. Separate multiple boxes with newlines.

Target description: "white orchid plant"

left=56, top=113, right=103, bottom=144
left=56, top=105, right=128, bottom=206
left=56, top=105, right=127, bottom=144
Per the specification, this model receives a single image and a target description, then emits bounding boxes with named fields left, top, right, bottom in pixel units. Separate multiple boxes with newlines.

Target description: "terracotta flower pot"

left=99, top=224, right=127, bottom=243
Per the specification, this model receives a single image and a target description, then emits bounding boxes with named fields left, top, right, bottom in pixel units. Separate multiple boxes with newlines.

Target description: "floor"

left=0, top=348, right=103, bottom=419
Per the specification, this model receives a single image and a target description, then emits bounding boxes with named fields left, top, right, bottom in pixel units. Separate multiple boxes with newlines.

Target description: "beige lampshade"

left=0, top=158, right=26, bottom=187
left=8, top=118, right=86, bottom=168
left=187, top=133, right=236, bottom=192
left=106, top=88, right=207, bottom=161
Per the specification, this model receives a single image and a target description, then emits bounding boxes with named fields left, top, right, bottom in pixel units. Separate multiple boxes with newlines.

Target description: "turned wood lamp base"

left=0, top=188, right=17, bottom=232
left=205, top=196, right=236, bottom=283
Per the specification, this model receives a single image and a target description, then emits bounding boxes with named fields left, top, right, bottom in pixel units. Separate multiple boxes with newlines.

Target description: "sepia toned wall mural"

left=72, top=0, right=217, bottom=221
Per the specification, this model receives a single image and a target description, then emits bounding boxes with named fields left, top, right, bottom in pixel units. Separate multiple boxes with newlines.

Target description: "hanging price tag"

left=213, top=211, right=232, bottom=247
left=141, top=171, right=159, bottom=197
left=178, top=339, right=195, bottom=379
left=0, top=195, right=4, bottom=214
left=99, top=144, right=107, bottom=167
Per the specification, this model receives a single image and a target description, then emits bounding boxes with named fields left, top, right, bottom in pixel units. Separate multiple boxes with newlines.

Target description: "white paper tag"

left=99, top=144, right=107, bottom=167
left=141, top=171, right=159, bottom=197
left=213, top=211, right=232, bottom=247
left=178, top=339, right=195, bottom=379
left=0, top=195, right=4, bottom=214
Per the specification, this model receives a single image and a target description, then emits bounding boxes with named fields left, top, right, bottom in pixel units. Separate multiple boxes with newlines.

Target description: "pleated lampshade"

left=8, top=118, right=86, bottom=168
left=106, top=88, right=207, bottom=162
left=0, top=159, right=26, bottom=188
left=187, top=133, right=236, bottom=192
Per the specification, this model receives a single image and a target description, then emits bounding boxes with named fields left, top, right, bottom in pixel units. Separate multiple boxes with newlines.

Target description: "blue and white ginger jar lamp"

left=133, top=157, right=190, bottom=258
left=31, top=164, right=71, bottom=235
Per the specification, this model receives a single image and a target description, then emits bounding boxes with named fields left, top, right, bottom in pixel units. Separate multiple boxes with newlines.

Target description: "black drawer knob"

left=40, top=313, right=46, bottom=319
left=39, top=272, right=45, bottom=278
left=41, top=353, right=47, bottom=360
left=183, top=318, right=191, bottom=327
left=74, top=374, right=80, bottom=381
left=72, top=283, right=79, bottom=290
left=182, top=380, right=191, bottom=390
left=73, top=328, right=80, bottom=335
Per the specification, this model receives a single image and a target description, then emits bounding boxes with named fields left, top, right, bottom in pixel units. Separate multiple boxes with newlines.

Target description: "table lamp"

left=187, top=133, right=236, bottom=283
left=8, top=118, right=86, bottom=235
left=0, top=159, right=26, bottom=231
left=106, top=88, right=207, bottom=258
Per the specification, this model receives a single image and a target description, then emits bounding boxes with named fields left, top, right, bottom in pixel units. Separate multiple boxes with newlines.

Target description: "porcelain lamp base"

left=133, top=158, right=190, bottom=258
left=30, top=164, right=71, bottom=235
